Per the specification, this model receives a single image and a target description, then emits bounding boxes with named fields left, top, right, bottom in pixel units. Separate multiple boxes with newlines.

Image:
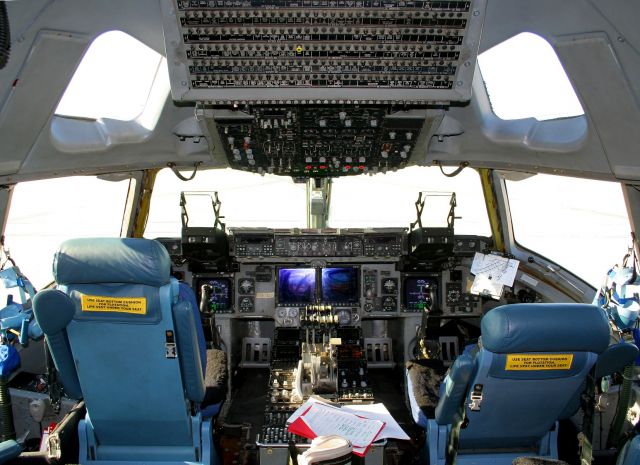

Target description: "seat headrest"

left=482, top=303, right=610, bottom=354
left=54, top=238, right=171, bottom=287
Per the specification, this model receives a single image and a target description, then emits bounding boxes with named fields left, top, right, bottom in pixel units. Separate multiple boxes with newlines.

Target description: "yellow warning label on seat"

left=505, top=354, right=573, bottom=370
left=80, top=295, right=147, bottom=315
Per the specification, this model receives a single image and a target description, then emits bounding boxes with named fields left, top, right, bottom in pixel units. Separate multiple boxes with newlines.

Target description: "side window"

left=506, top=174, right=630, bottom=287
left=1, top=176, right=130, bottom=296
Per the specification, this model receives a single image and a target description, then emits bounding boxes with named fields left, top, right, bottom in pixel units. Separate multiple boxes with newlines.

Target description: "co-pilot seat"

left=420, top=303, right=611, bottom=465
left=32, top=238, right=219, bottom=465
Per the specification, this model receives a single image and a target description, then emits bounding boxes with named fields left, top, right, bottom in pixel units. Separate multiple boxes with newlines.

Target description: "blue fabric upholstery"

left=481, top=304, right=610, bottom=354
left=53, top=238, right=170, bottom=287
left=173, top=300, right=205, bottom=403
left=595, top=342, right=639, bottom=378
left=435, top=352, right=474, bottom=425
left=178, top=282, right=207, bottom=371
left=32, top=290, right=82, bottom=399
left=0, top=440, right=21, bottom=464
left=176, top=282, right=225, bottom=418
left=33, top=238, right=216, bottom=465
left=617, top=435, right=640, bottom=465
left=428, top=303, right=610, bottom=462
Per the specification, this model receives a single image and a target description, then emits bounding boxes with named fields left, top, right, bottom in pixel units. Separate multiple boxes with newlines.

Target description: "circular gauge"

left=382, top=278, right=398, bottom=294
left=382, top=296, right=397, bottom=312
left=335, top=308, right=352, bottom=325
left=238, top=278, right=255, bottom=295
left=277, top=308, right=287, bottom=318
left=447, top=288, right=461, bottom=305
left=239, top=297, right=254, bottom=312
left=287, top=307, right=299, bottom=318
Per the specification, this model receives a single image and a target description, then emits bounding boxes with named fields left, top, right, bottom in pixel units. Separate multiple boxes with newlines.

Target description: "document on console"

left=298, top=403, right=385, bottom=448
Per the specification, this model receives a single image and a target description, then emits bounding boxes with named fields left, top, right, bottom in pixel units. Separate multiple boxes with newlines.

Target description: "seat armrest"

left=0, top=440, right=21, bottom=465
left=172, top=301, right=205, bottom=403
left=434, top=352, right=474, bottom=425
left=595, top=342, right=639, bottom=378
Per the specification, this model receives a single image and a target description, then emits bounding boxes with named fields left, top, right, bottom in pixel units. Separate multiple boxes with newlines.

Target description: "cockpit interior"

left=1, top=1, right=640, bottom=465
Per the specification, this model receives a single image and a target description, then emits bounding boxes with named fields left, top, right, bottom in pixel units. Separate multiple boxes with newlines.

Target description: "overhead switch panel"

left=162, top=0, right=486, bottom=104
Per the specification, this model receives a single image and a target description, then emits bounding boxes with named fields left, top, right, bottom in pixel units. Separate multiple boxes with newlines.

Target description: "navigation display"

left=196, top=277, right=231, bottom=312
left=321, top=267, right=359, bottom=303
left=278, top=268, right=316, bottom=305
left=403, top=277, right=438, bottom=311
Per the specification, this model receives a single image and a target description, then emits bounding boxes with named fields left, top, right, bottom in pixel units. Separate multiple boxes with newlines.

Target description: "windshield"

left=145, top=168, right=307, bottom=237
left=329, top=166, right=491, bottom=235
left=145, top=166, right=491, bottom=237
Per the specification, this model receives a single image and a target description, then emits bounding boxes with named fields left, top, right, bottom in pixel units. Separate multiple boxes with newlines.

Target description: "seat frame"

left=78, top=414, right=216, bottom=465
left=426, top=420, right=558, bottom=465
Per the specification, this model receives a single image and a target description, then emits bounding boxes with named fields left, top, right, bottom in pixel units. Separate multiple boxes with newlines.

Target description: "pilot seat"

left=32, top=238, right=222, bottom=465
left=407, top=303, right=611, bottom=465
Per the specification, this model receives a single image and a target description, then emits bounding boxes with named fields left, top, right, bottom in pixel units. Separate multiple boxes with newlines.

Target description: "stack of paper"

left=287, top=398, right=409, bottom=457
left=470, top=252, right=520, bottom=299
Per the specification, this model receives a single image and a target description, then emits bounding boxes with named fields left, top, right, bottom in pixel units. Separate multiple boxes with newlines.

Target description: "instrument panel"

left=231, top=228, right=407, bottom=258
left=189, top=228, right=489, bottom=319
left=161, top=0, right=486, bottom=104
left=162, top=0, right=486, bottom=179
left=217, top=106, right=426, bottom=177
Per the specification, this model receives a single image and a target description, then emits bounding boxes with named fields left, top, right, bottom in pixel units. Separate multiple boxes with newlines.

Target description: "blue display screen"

left=321, top=267, right=359, bottom=303
left=403, top=277, right=438, bottom=310
left=278, top=268, right=316, bottom=304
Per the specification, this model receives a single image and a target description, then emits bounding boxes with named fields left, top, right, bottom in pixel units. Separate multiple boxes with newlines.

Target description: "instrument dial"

left=335, top=308, right=352, bottom=326
left=382, top=296, right=397, bottom=312
left=239, top=297, right=255, bottom=312
left=238, top=278, right=255, bottom=295
left=382, top=278, right=398, bottom=295
left=447, top=289, right=461, bottom=305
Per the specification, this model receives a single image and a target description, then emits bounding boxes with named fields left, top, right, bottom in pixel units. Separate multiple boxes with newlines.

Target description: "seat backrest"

left=617, top=435, right=640, bottom=465
left=436, top=303, right=610, bottom=451
left=33, top=238, right=206, bottom=450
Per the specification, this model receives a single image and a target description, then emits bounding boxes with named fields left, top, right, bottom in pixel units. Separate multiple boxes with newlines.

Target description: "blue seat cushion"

left=32, top=289, right=82, bottom=399
left=617, top=435, right=640, bottom=465
left=482, top=304, right=610, bottom=354
left=596, top=342, right=638, bottom=378
left=435, top=352, right=474, bottom=425
left=54, top=238, right=170, bottom=287
left=173, top=301, right=205, bottom=403
left=178, top=283, right=207, bottom=371
left=0, top=440, right=21, bottom=464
